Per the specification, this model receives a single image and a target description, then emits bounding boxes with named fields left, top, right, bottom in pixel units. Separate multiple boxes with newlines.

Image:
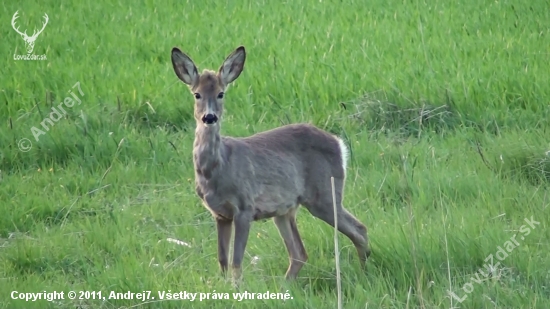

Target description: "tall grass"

left=1, top=0, right=549, bottom=308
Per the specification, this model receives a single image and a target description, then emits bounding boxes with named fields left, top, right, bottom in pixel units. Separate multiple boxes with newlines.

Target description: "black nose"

left=202, top=114, right=218, bottom=124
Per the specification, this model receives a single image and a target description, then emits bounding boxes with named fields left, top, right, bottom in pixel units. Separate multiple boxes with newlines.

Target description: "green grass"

left=1, top=0, right=549, bottom=308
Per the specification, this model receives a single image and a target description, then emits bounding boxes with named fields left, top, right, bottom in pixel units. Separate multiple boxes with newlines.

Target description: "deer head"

left=11, top=11, right=49, bottom=54
left=171, top=46, right=246, bottom=127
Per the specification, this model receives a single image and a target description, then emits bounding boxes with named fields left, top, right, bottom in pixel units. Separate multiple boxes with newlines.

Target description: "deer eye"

left=194, top=93, right=201, bottom=99
left=217, top=92, right=224, bottom=99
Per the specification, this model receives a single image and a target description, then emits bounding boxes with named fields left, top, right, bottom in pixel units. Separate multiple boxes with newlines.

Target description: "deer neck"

left=193, top=124, right=225, bottom=179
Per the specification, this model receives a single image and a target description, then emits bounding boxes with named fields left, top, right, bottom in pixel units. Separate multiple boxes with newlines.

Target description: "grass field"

left=1, top=0, right=549, bottom=308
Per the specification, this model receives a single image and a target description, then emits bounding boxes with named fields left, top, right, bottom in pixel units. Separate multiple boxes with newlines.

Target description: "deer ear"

left=171, top=47, right=199, bottom=88
left=218, top=46, right=246, bottom=87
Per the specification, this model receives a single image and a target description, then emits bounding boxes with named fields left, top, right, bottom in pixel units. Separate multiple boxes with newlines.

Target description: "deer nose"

left=202, top=114, right=218, bottom=124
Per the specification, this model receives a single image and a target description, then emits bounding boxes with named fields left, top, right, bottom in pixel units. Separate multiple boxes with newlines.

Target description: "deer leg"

left=338, top=207, right=371, bottom=268
left=216, top=216, right=232, bottom=276
left=231, top=210, right=252, bottom=286
left=273, top=208, right=308, bottom=280
left=306, top=203, right=370, bottom=268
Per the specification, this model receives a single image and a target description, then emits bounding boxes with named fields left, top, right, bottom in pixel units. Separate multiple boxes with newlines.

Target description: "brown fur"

left=170, top=46, right=371, bottom=285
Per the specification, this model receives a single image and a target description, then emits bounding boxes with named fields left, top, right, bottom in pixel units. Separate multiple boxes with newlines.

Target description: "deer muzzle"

left=202, top=113, right=218, bottom=125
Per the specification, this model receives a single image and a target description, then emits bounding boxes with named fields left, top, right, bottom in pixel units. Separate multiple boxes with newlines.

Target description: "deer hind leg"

left=273, top=207, right=308, bottom=279
left=304, top=199, right=370, bottom=268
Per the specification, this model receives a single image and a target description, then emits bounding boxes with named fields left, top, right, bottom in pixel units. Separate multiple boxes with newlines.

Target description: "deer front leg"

left=216, top=216, right=232, bottom=276
left=231, top=210, right=252, bottom=287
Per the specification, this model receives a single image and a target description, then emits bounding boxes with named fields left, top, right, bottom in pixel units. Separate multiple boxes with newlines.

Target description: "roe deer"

left=170, top=45, right=371, bottom=285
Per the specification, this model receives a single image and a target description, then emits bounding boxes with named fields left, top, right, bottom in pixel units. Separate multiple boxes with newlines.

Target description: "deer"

left=11, top=11, right=49, bottom=54
left=170, top=45, right=371, bottom=285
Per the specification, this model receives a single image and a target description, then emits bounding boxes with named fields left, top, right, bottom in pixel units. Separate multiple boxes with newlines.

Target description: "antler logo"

left=11, top=10, right=49, bottom=54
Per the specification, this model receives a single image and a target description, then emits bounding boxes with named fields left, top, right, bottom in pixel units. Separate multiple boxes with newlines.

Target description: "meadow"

left=1, top=0, right=549, bottom=308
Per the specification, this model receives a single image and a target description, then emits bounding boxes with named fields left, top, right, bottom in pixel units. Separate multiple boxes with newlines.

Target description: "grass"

left=1, top=0, right=549, bottom=308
